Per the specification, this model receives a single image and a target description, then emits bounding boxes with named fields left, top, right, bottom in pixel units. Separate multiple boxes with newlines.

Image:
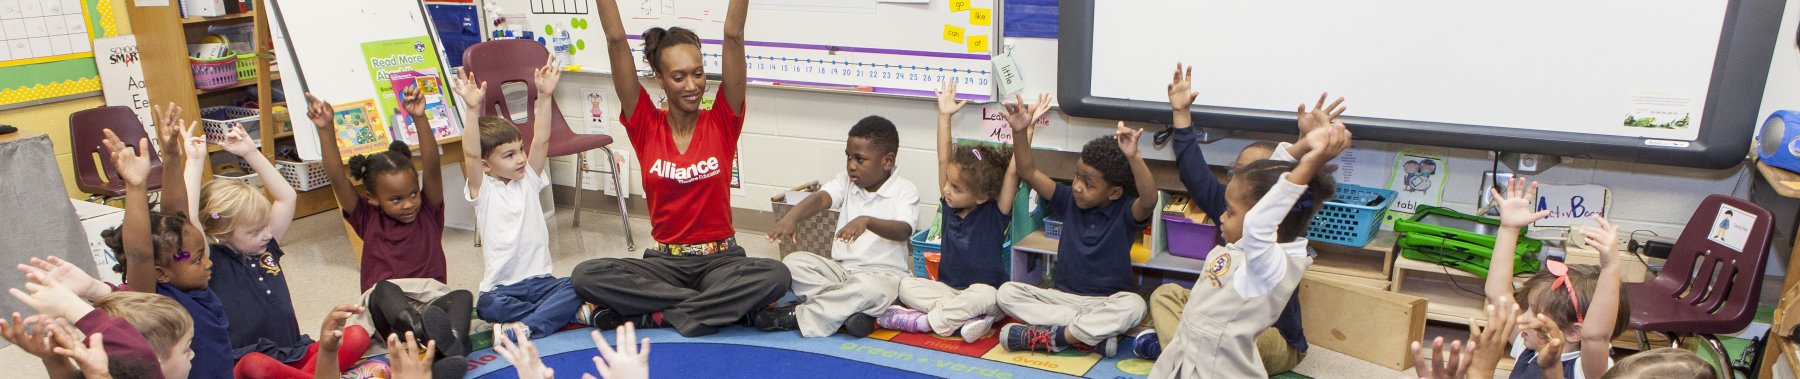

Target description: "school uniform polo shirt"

left=938, top=199, right=1010, bottom=288
left=1048, top=183, right=1146, bottom=297
left=210, top=240, right=312, bottom=362
left=820, top=171, right=919, bottom=274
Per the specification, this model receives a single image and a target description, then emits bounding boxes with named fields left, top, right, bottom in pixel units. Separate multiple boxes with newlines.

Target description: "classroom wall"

left=544, top=0, right=1800, bottom=278
left=2, top=0, right=133, bottom=200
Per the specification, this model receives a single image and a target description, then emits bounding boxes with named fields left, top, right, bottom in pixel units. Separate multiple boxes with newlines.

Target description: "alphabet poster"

left=93, top=35, right=151, bottom=135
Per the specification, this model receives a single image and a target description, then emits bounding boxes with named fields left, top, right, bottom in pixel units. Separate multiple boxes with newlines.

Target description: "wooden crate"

left=1299, top=276, right=1427, bottom=371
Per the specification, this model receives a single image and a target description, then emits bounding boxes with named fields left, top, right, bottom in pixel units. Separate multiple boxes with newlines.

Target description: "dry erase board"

left=1057, top=0, right=1783, bottom=169
left=488, top=0, right=999, bottom=101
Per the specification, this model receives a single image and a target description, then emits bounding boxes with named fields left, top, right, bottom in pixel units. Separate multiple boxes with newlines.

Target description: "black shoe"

left=753, top=302, right=801, bottom=331
left=999, top=323, right=1067, bottom=353
left=368, top=281, right=412, bottom=340
left=431, top=355, right=468, bottom=379
left=635, top=311, right=672, bottom=329
left=421, top=306, right=463, bottom=358
left=843, top=313, right=876, bottom=338
left=427, top=290, right=473, bottom=357
left=588, top=306, right=625, bottom=330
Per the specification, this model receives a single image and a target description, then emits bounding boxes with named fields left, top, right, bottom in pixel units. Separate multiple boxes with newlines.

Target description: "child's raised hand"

left=1115, top=122, right=1143, bottom=158
left=1167, top=63, right=1198, bottom=112
left=18, top=257, right=107, bottom=301
left=1582, top=215, right=1621, bottom=266
left=0, top=313, right=60, bottom=361
left=387, top=332, right=437, bottom=379
left=1467, top=302, right=1521, bottom=374
left=1002, top=93, right=1051, bottom=134
left=46, top=319, right=107, bottom=379
left=1491, top=178, right=1549, bottom=229
left=1297, top=120, right=1351, bottom=165
left=494, top=324, right=555, bottom=379
left=402, top=84, right=428, bottom=118
left=316, top=304, right=362, bottom=352
left=101, top=129, right=152, bottom=186
left=1296, top=92, right=1346, bottom=136
left=583, top=322, right=651, bottom=379
left=9, top=282, right=94, bottom=322
left=1410, top=337, right=1470, bottom=379
left=152, top=102, right=197, bottom=159
left=219, top=124, right=258, bottom=157
left=935, top=80, right=968, bottom=116
left=1531, top=313, right=1567, bottom=379
left=453, top=70, right=489, bottom=110
left=535, top=58, right=563, bottom=97
left=305, top=93, right=337, bottom=131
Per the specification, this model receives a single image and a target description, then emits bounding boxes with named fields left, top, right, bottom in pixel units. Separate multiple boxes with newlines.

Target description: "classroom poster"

left=361, top=36, right=460, bottom=146
left=93, top=35, right=153, bottom=137
left=385, top=70, right=460, bottom=145
left=1707, top=204, right=1755, bottom=252
left=331, top=100, right=391, bottom=162
left=1383, top=150, right=1448, bottom=228
left=1530, top=184, right=1611, bottom=229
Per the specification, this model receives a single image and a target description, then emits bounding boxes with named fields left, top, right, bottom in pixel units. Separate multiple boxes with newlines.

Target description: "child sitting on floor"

left=1150, top=97, right=1350, bottom=378
left=997, top=92, right=1155, bottom=357
left=761, top=115, right=919, bottom=338
left=451, top=59, right=582, bottom=339
left=878, top=80, right=1021, bottom=342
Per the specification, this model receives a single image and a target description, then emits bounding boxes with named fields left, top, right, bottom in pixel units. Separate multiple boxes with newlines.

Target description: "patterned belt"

left=654, top=237, right=739, bottom=256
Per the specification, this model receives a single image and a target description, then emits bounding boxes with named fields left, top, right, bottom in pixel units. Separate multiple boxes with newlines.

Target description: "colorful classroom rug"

left=457, top=325, right=1165, bottom=379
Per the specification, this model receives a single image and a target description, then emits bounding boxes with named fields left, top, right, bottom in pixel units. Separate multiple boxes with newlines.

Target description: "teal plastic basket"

left=910, top=230, right=1011, bottom=280
left=1306, top=184, right=1396, bottom=247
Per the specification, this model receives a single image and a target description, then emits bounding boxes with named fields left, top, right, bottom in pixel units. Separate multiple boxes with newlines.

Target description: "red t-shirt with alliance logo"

left=622, top=86, right=742, bottom=245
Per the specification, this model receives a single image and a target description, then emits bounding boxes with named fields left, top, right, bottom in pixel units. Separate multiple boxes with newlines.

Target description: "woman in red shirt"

left=570, top=0, right=791, bottom=338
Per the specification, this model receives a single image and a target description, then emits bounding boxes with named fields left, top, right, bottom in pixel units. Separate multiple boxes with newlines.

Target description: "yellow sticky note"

left=944, top=24, right=965, bottom=43
left=967, top=34, right=989, bottom=52
left=970, top=8, right=992, bottom=26
left=950, top=0, right=971, bottom=12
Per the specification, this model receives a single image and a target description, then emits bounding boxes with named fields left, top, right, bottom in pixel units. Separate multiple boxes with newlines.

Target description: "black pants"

left=571, top=246, right=791, bottom=337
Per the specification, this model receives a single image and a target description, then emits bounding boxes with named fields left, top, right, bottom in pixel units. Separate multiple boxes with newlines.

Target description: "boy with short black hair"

left=763, top=115, right=920, bottom=338
left=997, top=94, right=1155, bottom=357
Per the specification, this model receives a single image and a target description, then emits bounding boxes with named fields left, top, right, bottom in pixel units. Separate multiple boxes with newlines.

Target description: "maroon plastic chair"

left=1625, top=194, right=1771, bottom=370
left=463, top=39, right=633, bottom=251
left=70, top=106, right=163, bottom=202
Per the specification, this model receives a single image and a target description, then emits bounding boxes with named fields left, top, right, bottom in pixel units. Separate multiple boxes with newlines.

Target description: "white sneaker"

left=959, top=314, right=1000, bottom=343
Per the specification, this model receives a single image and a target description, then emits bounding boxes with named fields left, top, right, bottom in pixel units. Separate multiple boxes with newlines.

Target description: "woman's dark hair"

left=641, top=26, right=701, bottom=73
left=346, top=141, right=415, bottom=195
left=102, top=212, right=189, bottom=274
left=950, top=143, right=1013, bottom=200
left=1230, top=159, right=1336, bottom=242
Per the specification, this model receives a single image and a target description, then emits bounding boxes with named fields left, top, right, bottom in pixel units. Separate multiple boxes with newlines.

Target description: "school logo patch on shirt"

left=1204, top=254, right=1231, bottom=288
left=258, top=254, right=281, bottom=276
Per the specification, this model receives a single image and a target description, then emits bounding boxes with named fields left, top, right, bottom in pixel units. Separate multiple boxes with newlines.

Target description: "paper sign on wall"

left=944, top=24, right=965, bottom=43
left=970, top=8, right=992, bottom=25
left=950, top=0, right=971, bottom=12
left=977, top=104, right=1049, bottom=144
left=992, top=46, right=1024, bottom=96
left=1707, top=204, right=1755, bottom=252
left=1383, top=150, right=1448, bottom=228
left=1530, top=183, right=1611, bottom=228
left=93, top=35, right=153, bottom=137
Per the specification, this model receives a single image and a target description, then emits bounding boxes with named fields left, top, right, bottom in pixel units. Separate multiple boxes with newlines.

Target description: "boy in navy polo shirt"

left=995, top=94, right=1156, bottom=357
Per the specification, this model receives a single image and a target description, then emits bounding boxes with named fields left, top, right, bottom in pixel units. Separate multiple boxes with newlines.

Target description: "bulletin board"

left=0, top=0, right=118, bottom=109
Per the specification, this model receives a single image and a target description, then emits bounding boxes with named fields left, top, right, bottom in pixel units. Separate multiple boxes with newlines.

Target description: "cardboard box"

left=69, top=200, right=125, bottom=283
left=1300, top=276, right=1427, bottom=371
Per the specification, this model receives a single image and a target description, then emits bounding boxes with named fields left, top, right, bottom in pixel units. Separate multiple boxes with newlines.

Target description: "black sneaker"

left=420, top=306, right=463, bottom=358
left=587, top=306, right=625, bottom=330
left=843, top=313, right=876, bottom=338
left=999, top=323, right=1066, bottom=353
left=634, top=311, right=672, bottom=329
left=753, top=302, right=801, bottom=331
left=431, top=355, right=467, bottom=379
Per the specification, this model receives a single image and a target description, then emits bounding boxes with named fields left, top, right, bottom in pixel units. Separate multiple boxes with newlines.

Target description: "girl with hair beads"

left=877, top=80, right=1026, bottom=342
left=1150, top=99, right=1350, bottom=378
left=309, top=85, right=472, bottom=371
left=184, top=119, right=370, bottom=377
left=1483, top=179, right=1628, bottom=379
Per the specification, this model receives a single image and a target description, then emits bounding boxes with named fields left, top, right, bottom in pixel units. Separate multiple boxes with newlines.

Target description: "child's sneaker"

left=877, top=306, right=932, bottom=333
left=576, top=303, right=599, bottom=325
left=633, top=311, right=672, bottom=329
left=421, top=306, right=463, bottom=358
left=1132, top=330, right=1162, bottom=359
left=1072, top=335, right=1120, bottom=358
left=843, top=313, right=876, bottom=338
left=753, top=302, right=801, bottom=331
left=958, top=314, right=1001, bottom=343
left=999, top=323, right=1068, bottom=353
left=585, top=305, right=625, bottom=330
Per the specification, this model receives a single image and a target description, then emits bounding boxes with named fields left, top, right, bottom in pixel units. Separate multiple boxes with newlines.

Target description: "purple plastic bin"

left=1164, top=214, right=1218, bottom=260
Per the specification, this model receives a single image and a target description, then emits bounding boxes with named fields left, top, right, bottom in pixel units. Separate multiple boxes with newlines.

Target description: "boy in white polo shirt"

left=763, top=116, right=920, bottom=338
